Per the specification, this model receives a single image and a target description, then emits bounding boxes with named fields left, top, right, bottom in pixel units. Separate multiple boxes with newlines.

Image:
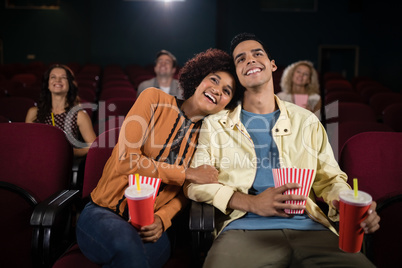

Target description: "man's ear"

left=271, top=60, right=278, bottom=72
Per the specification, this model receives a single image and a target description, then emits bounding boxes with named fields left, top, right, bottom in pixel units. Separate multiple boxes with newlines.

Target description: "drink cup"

left=125, top=184, right=155, bottom=229
left=272, top=168, right=315, bottom=214
left=338, top=190, right=372, bottom=253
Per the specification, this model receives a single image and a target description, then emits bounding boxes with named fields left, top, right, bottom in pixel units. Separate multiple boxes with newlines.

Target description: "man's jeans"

left=76, top=201, right=171, bottom=268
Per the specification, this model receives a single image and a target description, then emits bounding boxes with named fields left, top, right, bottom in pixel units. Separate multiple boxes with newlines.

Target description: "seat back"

left=366, top=195, right=402, bottom=268
left=382, top=102, right=402, bottom=132
left=369, top=92, right=402, bottom=117
left=104, top=97, right=136, bottom=118
left=0, top=123, right=73, bottom=267
left=326, top=102, right=376, bottom=124
left=325, top=91, right=363, bottom=105
left=339, top=132, right=402, bottom=201
left=82, top=127, right=121, bottom=198
left=333, top=122, right=393, bottom=157
left=99, top=87, right=137, bottom=101
left=0, top=123, right=73, bottom=201
left=0, top=96, right=36, bottom=122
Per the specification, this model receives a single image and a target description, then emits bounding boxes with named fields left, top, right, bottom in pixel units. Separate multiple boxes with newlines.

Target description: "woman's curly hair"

left=179, top=48, right=242, bottom=110
left=36, top=64, right=79, bottom=123
left=279, top=60, right=320, bottom=95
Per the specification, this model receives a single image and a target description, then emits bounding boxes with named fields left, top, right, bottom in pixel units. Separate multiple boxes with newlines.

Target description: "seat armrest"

left=31, top=189, right=81, bottom=267
left=41, top=189, right=81, bottom=226
left=30, top=189, right=70, bottom=226
left=189, top=201, right=215, bottom=232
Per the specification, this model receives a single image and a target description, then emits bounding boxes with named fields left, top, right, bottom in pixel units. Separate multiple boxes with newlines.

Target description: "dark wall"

left=1, top=0, right=401, bottom=90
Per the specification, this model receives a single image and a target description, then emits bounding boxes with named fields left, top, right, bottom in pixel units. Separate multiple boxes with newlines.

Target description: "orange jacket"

left=91, top=88, right=201, bottom=231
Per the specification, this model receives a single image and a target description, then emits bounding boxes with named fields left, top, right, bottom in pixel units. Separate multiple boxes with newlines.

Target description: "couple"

left=77, top=33, right=380, bottom=267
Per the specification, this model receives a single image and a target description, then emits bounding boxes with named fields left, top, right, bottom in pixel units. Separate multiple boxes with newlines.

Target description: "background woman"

left=277, top=60, right=321, bottom=113
left=25, top=64, right=96, bottom=157
left=76, top=48, right=240, bottom=268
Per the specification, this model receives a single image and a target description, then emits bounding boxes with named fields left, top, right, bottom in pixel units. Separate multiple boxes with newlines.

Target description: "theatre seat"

left=0, top=123, right=74, bottom=267
left=339, top=132, right=402, bottom=267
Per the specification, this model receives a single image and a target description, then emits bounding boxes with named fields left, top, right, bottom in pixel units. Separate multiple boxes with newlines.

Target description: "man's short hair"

left=156, top=49, right=177, bottom=68
left=230, top=33, right=273, bottom=60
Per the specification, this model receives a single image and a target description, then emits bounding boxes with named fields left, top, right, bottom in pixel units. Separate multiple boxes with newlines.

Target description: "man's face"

left=154, top=54, right=176, bottom=77
left=232, top=40, right=277, bottom=89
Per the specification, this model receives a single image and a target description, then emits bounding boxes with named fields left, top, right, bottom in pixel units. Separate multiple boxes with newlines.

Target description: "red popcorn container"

left=272, top=168, right=315, bottom=214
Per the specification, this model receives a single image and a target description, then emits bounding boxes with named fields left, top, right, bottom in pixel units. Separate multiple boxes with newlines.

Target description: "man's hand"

left=139, top=215, right=164, bottom=243
left=185, top=164, right=219, bottom=184
left=332, top=200, right=380, bottom=234
left=229, top=183, right=307, bottom=217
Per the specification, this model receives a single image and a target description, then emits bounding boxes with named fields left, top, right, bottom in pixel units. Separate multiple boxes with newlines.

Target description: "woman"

left=76, top=48, right=240, bottom=268
left=25, top=64, right=96, bottom=157
left=277, top=60, right=321, bottom=113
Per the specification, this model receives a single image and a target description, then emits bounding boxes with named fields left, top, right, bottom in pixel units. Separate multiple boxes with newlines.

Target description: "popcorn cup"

left=272, top=168, right=315, bottom=214
left=338, top=190, right=372, bottom=253
left=125, top=184, right=155, bottom=229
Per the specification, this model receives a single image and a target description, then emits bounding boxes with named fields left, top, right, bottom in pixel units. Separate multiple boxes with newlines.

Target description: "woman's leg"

left=76, top=202, right=171, bottom=268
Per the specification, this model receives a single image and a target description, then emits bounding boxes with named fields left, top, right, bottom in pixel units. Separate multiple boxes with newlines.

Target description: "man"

left=137, top=49, right=183, bottom=99
left=184, top=33, right=380, bottom=267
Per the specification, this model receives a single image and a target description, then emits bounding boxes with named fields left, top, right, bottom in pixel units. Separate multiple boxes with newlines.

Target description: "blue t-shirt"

left=224, top=109, right=326, bottom=232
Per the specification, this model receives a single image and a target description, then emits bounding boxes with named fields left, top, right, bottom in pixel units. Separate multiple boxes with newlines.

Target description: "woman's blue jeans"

left=76, top=201, right=171, bottom=268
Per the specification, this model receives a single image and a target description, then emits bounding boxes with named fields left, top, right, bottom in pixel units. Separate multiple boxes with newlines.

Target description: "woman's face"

left=292, top=64, right=311, bottom=87
left=48, top=68, right=69, bottom=95
left=192, top=71, right=235, bottom=116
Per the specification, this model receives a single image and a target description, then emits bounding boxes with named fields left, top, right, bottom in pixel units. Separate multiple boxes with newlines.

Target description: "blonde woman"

left=278, top=60, right=321, bottom=113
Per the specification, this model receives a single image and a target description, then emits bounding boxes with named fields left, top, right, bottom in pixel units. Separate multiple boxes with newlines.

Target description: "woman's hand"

left=139, top=215, right=164, bottom=243
left=185, top=164, right=219, bottom=184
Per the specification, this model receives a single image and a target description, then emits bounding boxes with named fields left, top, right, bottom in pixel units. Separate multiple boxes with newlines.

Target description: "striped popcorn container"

left=272, top=168, right=315, bottom=214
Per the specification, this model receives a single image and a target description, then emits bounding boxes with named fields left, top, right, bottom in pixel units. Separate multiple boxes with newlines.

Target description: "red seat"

left=326, top=102, right=376, bottom=124
left=0, top=123, right=73, bottom=267
left=11, top=73, right=38, bottom=87
left=355, top=80, right=385, bottom=93
left=52, top=128, right=120, bottom=268
left=104, top=97, right=136, bottom=118
left=359, top=85, right=391, bottom=103
left=369, top=92, right=402, bottom=117
left=339, top=132, right=402, bottom=268
left=324, top=79, right=353, bottom=94
left=325, top=91, right=363, bottom=105
left=0, top=96, right=36, bottom=122
left=78, top=86, right=97, bottom=103
left=383, top=102, right=402, bottom=132
left=327, top=121, right=393, bottom=158
left=99, top=87, right=137, bottom=101
left=0, top=115, right=10, bottom=123
left=340, top=131, right=402, bottom=200
left=7, top=85, right=41, bottom=102
left=322, top=72, right=344, bottom=82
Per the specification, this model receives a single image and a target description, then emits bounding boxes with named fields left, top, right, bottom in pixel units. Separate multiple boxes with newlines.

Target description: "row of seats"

left=0, top=123, right=193, bottom=268
left=322, top=75, right=402, bottom=119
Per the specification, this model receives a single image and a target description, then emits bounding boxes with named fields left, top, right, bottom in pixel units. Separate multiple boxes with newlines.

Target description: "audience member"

left=185, top=33, right=379, bottom=267
left=278, top=60, right=321, bottom=113
left=25, top=64, right=96, bottom=157
left=137, top=49, right=183, bottom=99
left=76, top=48, right=240, bottom=268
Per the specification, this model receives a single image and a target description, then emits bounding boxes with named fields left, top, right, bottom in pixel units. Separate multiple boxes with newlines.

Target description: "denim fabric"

left=76, top=201, right=171, bottom=268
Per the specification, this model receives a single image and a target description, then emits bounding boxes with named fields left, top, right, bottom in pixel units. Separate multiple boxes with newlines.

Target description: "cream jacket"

left=184, top=95, right=350, bottom=236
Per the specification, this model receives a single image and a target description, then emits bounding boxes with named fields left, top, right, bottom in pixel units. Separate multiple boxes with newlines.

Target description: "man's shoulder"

left=282, top=100, right=319, bottom=121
